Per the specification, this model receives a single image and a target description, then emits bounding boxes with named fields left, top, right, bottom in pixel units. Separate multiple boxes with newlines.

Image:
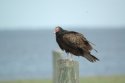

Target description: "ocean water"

left=0, top=28, right=125, bottom=80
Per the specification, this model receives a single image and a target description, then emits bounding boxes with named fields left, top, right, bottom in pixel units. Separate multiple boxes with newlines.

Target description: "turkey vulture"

left=54, top=26, right=99, bottom=62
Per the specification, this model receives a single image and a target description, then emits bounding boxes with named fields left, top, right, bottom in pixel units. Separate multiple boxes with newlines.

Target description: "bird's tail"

left=83, top=53, right=99, bottom=62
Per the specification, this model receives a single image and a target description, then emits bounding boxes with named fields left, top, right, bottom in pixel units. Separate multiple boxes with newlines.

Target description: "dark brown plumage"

left=54, top=26, right=99, bottom=62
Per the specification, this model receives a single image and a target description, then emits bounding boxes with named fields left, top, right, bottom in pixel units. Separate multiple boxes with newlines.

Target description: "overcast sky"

left=0, top=0, right=125, bottom=30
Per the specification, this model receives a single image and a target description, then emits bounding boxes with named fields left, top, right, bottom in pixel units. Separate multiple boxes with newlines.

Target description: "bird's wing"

left=62, top=32, right=92, bottom=52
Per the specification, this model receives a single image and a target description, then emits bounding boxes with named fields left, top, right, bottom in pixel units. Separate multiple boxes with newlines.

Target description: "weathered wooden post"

left=53, top=50, right=79, bottom=83
left=53, top=50, right=63, bottom=83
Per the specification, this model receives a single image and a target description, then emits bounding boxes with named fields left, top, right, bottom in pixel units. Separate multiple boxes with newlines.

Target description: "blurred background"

left=0, top=0, right=125, bottom=83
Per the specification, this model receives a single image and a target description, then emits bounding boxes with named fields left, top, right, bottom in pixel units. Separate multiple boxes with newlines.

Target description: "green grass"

left=0, top=79, right=52, bottom=83
left=80, top=75, right=125, bottom=83
left=0, top=75, right=125, bottom=83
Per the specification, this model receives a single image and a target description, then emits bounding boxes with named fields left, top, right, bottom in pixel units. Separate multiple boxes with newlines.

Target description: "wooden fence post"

left=53, top=50, right=63, bottom=83
left=53, top=50, right=79, bottom=83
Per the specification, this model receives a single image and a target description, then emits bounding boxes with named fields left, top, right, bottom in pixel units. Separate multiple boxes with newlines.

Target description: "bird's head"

left=54, top=26, right=63, bottom=33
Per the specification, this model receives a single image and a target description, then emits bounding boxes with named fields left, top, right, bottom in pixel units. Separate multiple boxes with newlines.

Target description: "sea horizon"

left=0, top=28, right=125, bottom=80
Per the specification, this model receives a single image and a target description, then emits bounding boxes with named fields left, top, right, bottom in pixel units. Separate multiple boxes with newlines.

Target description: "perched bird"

left=54, top=26, right=99, bottom=62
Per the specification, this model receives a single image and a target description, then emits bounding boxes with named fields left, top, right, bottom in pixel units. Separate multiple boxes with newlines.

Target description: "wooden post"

left=53, top=50, right=79, bottom=83
left=53, top=50, right=63, bottom=83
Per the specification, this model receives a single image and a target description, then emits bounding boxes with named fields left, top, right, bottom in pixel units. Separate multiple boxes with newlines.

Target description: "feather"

left=55, top=26, right=99, bottom=62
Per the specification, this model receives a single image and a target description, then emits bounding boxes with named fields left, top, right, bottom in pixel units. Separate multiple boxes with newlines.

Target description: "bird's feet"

left=66, top=53, right=73, bottom=61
